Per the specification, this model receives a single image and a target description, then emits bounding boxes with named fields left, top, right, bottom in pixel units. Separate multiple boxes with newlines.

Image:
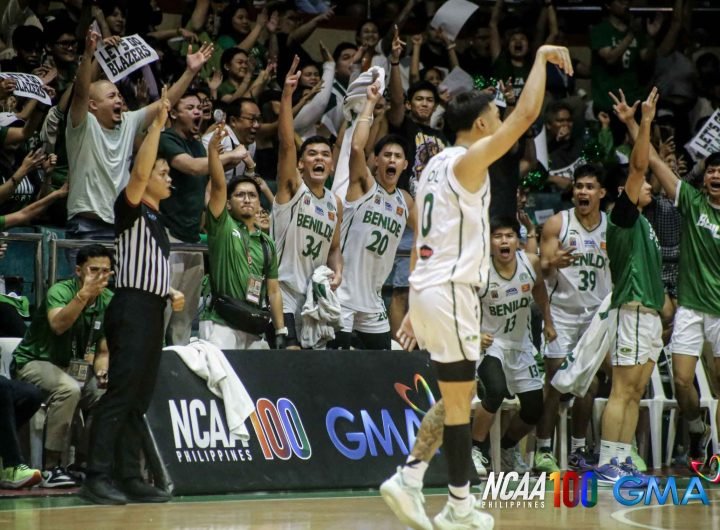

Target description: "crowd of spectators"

left=0, top=0, right=718, bottom=495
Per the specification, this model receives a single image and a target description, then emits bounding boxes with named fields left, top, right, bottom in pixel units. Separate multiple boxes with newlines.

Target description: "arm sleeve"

left=610, top=191, right=639, bottom=228
left=46, top=282, right=73, bottom=311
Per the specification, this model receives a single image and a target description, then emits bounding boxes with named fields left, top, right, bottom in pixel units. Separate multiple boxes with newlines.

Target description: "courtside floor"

left=1, top=481, right=719, bottom=530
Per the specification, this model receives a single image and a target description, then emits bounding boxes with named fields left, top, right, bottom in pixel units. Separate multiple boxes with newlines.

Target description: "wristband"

left=390, top=61, right=400, bottom=66
left=275, top=326, right=288, bottom=336
left=446, top=43, right=456, bottom=51
left=75, top=292, right=88, bottom=304
left=526, top=233, right=537, bottom=239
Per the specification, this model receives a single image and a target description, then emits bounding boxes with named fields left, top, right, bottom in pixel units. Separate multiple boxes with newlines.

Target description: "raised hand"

left=390, top=25, right=406, bottom=63
left=609, top=88, right=639, bottom=124
left=186, top=42, right=214, bottom=74
left=0, top=78, right=16, bottom=98
left=283, top=55, right=301, bottom=95
left=366, top=80, right=381, bottom=102
left=537, top=45, right=573, bottom=76
left=641, top=86, right=659, bottom=123
left=209, top=122, right=228, bottom=152
left=208, top=68, right=223, bottom=91
left=153, top=85, right=170, bottom=127
left=319, top=41, right=334, bottom=64
left=552, top=247, right=578, bottom=269
left=410, top=34, right=423, bottom=48
left=598, top=111, right=611, bottom=129
left=85, top=29, right=102, bottom=56
left=179, top=28, right=199, bottom=43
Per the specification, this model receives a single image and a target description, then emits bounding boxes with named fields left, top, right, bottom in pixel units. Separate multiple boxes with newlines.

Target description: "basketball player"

left=273, top=55, right=343, bottom=348
left=470, top=217, right=556, bottom=475
left=380, top=44, right=573, bottom=530
left=534, top=164, right=611, bottom=473
left=335, top=81, right=415, bottom=350
left=614, top=87, right=720, bottom=468
left=592, top=88, right=662, bottom=486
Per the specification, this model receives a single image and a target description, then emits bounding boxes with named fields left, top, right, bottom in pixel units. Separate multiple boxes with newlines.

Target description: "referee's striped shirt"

left=113, top=189, right=171, bottom=297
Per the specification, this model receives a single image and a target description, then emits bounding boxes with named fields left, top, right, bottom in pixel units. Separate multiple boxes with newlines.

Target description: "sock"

left=536, top=437, right=552, bottom=452
left=473, top=437, right=490, bottom=455
left=617, top=442, right=631, bottom=462
left=571, top=436, right=586, bottom=452
left=401, top=457, right=428, bottom=488
left=448, top=482, right=472, bottom=516
left=500, top=434, right=518, bottom=450
left=688, top=416, right=706, bottom=434
left=598, top=440, right=618, bottom=466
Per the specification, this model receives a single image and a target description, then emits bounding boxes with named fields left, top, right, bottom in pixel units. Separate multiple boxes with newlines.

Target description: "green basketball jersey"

left=607, top=202, right=664, bottom=312
left=676, top=181, right=720, bottom=316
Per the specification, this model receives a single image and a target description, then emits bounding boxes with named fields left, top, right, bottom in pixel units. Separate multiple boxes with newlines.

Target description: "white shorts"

left=484, top=342, right=543, bottom=395
left=409, top=284, right=481, bottom=364
left=671, top=306, right=720, bottom=357
left=340, top=305, right=390, bottom=334
left=199, top=320, right=269, bottom=350
left=613, top=306, right=663, bottom=366
left=280, top=283, right=305, bottom=339
left=543, top=306, right=593, bottom=359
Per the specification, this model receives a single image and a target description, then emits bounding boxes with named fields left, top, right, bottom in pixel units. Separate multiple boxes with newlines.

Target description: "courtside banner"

left=94, top=34, right=159, bottom=83
left=146, top=349, right=447, bottom=495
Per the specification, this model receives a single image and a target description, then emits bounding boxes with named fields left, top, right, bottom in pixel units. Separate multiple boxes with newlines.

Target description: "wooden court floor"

left=1, top=486, right=718, bottom=530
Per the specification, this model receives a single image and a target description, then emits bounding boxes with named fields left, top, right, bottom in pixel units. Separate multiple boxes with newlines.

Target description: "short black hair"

left=705, top=152, right=720, bottom=169
left=227, top=176, right=261, bottom=199
left=545, top=100, right=573, bottom=122
left=445, top=90, right=494, bottom=134
left=374, top=134, right=408, bottom=158
left=573, top=163, right=606, bottom=187
left=174, top=90, right=202, bottom=107
left=224, top=97, right=259, bottom=119
left=490, top=216, right=521, bottom=236
left=77, top=244, right=114, bottom=268
left=221, top=47, right=249, bottom=72
left=12, top=25, right=44, bottom=51
left=407, top=80, right=439, bottom=103
left=299, top=135, right=332, bottom=157
left=333, top=42, right=358, bottom=63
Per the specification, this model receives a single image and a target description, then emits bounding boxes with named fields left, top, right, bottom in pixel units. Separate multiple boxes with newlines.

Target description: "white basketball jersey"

left=271, top=182, right=338, bottom=295
left=337, top=182, right=408, bottom=312
left=410, top=146, right=491, bottom=290
left=547, top=209, right=611, bottom=313
left=480, top=251, right=536, bottom=349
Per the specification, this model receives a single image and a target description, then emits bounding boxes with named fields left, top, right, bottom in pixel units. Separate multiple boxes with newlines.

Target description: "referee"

left=81, top=91, right=185, bottom=505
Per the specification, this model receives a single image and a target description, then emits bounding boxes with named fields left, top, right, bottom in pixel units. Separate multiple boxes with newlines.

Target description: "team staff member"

left=201, top=126, right=286, bottom=349
left=82, top=91, right=185, bottom=505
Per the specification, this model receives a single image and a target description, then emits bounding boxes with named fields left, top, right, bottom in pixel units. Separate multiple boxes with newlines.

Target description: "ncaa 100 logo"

left=479, top=471, right=597, bottom=509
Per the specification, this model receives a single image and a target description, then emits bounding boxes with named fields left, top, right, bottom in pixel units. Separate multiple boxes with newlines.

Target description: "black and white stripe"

left=114, top=192, right=171, bottom=297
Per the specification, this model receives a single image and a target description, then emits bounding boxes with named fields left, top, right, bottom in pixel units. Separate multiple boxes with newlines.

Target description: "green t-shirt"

left=158, top=128, right=208, bottom=243
left=675, top=181, right=720, bottom=316
left=14, top=278, right=113, bottom=370
left=491, top=52, right=530, bottom=99
left=217, top=80, right=237, bottom=100
left=0, top=214, right=5, bottom=229
left=590, top=19, right=647, bottom=112
left=607, top=193, right=664, bottom=311
left=205, top=208, right=278, bottom=326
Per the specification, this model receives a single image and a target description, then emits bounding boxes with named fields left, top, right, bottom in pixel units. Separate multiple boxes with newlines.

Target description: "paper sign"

left=430, top=0, right=479, bottom=42
left=94, top=34, right=159, bottom=83
left=534, top=127, right=549, bottom=169
left=438, top=67, right=474, bottom=99
left=0, top=73, right=52, bottom=105
left=534, top=208, right=555, bottom=226
left=685, top=109, right=720, bottom=161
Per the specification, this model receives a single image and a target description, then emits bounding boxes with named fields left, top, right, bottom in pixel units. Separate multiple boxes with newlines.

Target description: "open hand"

left=609, top=88, right=639, bottom=124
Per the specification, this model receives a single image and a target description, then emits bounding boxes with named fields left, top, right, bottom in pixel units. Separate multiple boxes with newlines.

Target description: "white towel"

left=300, top=266, right=342, bottom=349
left=331, top=66, right=386, bottom=201
left=167, top=339, right=254, bottom=441
left=551, top=293, right=617, bottom=398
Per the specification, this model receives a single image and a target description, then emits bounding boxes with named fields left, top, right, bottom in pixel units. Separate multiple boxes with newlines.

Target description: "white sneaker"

left=379, top=468, right=433, bottom=530
left=434, top=501, right=495, bottom=530
left=472, top=447, right=489, bottom=478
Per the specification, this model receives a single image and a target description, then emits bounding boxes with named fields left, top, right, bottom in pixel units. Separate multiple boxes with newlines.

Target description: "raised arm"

left=327, top=197, right=344, bottom=290
left=69, top=29, right=100, bottom=128
left=657, top=0, right=683, bottom=57
left=625, top=87, right=658, bottom=203
left=276, top=55, right=302, bottom=204
left=188, top=0, right=211, bottom=32
left=380, top=0, right=416, bottom=54
left=347, top=82, right=381, bottom=202
left=489, top=0, right=503, bottom=61
left=388, top=27, right=407, bottom=128
left=454, top=45, right=573, bottom=190
left=2, top=184, right=68, bottom=228
left=288, top=7, right=334, bottom=46
left=207, top=125, right=229, bottom=218
left=126, top=90, right=170, bottom=205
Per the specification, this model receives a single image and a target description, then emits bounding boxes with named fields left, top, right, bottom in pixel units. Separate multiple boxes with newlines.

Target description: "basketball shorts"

left=280, top=283, right=305, bottom=340
left=409, top=283, right=481, bottom=364
left=671, top=306, right=720, bottom=358
left=483, top=342, right=543, bottom=395
left=340, top=305, right=390, bottom=334
left=543, top=306, right=594, bottom=359
left=613, top=305, right=663, bottom=366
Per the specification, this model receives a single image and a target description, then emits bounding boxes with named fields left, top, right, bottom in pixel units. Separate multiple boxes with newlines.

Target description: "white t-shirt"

left=201, top=125, right=256, bottom=182
left=65, top=109, right=147, bottom=224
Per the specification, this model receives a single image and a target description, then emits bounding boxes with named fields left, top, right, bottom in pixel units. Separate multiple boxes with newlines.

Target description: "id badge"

left=68, top=359, right=91, bottom=385
left=246, top=275, right=263, bottom=305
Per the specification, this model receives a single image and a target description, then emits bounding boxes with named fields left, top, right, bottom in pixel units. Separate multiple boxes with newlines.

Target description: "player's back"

left=410, top=146, right=490, bottom=290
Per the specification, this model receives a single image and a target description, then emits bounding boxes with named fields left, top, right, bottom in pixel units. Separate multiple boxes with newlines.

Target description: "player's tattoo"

left=411, top=400, right=445, bottom=462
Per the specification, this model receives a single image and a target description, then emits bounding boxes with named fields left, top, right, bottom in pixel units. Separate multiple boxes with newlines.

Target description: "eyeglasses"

left=232, top=191, right=258, bottom=200
left=55, top=39, right=78, bottom=48
left=239, top=115, right=261, bottom=124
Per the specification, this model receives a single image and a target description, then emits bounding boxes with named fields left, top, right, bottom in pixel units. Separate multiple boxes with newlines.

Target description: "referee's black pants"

left=87, top=288, right=165, bottom=480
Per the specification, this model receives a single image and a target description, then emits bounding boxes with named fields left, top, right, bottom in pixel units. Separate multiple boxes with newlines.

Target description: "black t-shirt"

left=489, top=145, right=521, bottom=219
left=276, top=33, right=314, bottom=81
left=459, top=50, right=492, bottom=79
left=611, top=190, right=639, bottom=228
left=391, top=116, right=447, bottom=197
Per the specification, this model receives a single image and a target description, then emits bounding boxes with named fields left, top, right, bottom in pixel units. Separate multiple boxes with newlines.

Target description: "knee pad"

left=477, top=356, right=507, bottom=414
left=518, top=389, right=544, bottom=425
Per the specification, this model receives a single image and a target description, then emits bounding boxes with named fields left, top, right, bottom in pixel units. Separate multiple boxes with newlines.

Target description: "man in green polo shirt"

left=595, top=88, right=663, bottom=486
left=200, top=126, right=286, bottom=349
left=13, top=244, right=113, bottom=487
left=616, top=88, right=720, bottom=468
